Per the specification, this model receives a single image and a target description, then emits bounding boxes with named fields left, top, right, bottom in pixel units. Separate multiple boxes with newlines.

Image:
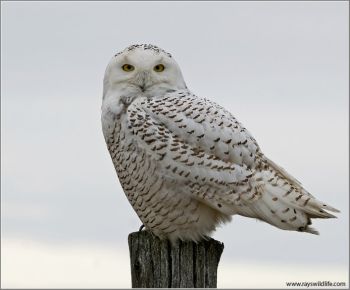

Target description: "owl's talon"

left=139, top=224, right=145, bottom=231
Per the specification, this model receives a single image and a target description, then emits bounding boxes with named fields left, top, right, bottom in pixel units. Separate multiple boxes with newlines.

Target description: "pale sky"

left=1, top=1, right=349, bottom=288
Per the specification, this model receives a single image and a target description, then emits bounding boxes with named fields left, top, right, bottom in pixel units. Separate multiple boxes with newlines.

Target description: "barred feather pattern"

left=102, top=89, right=339, bottom=242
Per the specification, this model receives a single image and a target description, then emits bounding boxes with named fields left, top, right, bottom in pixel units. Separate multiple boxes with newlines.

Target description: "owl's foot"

left=139, top=224, right=145, bottom=231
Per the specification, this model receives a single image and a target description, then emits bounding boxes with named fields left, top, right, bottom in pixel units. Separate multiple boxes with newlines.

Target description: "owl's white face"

left=103, top=45, right=187, bottom=100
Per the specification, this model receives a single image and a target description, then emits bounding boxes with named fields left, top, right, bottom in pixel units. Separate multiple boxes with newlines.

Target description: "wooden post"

left=128, top=230, right=224, bottom=288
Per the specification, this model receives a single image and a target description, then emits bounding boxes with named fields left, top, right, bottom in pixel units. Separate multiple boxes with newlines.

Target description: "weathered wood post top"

left=128, top=230, right=224, bottom=288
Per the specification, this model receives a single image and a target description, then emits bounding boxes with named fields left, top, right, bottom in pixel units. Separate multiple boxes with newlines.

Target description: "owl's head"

left=103, top=44, right=187, bottom=99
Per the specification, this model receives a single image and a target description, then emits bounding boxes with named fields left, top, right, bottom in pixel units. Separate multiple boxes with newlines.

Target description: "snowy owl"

left=101, top=44, right=339, bottom=242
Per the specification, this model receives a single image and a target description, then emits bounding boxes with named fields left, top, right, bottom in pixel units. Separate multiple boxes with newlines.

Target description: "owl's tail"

left=238, top=158, right=340, bottom=234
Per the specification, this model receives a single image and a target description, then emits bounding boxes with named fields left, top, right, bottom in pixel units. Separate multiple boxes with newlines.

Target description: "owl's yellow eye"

left=122, top=64, right=135, bottom=72
left=153, top=64, right=165, bottom=72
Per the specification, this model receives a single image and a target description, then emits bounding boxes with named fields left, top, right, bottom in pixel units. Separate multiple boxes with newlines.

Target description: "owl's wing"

left=126, top=90, right=263, bottom=215
left=127, top=89, right=338, bottom=225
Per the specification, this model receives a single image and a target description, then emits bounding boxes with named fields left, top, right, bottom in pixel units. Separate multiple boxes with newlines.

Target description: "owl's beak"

left=139, top=84, right=146, bottom=92
left=134, top=71, right=151, bottom=92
